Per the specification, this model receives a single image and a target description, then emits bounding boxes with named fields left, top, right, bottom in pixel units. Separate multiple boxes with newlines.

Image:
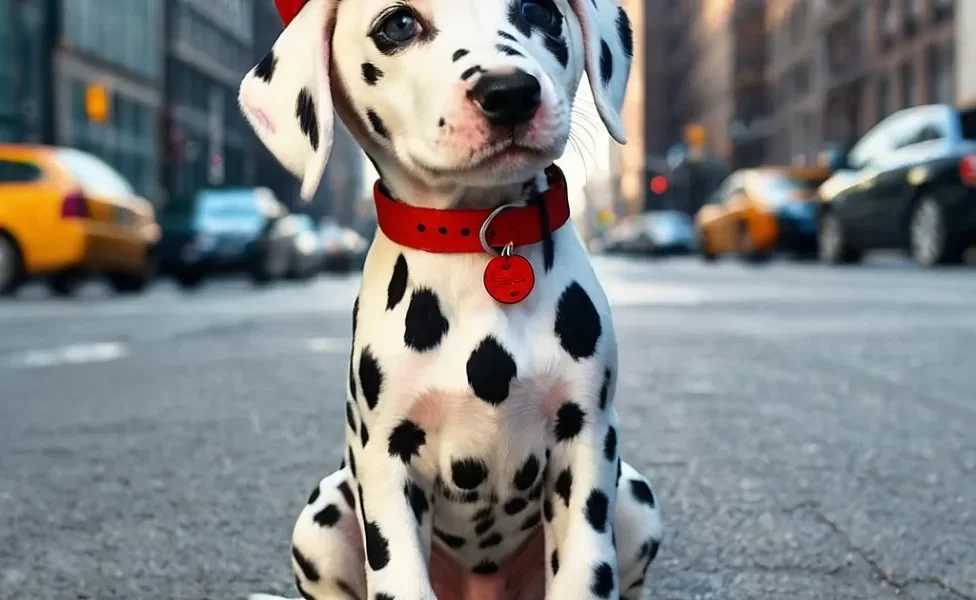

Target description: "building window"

left=879, top=0, right=895, bottom=50
left=899, top=61, right=914, bottom=108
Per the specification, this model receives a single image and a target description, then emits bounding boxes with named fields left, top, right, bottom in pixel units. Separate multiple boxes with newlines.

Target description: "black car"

left=157, top=187, right=293, bottom=289
left=817, top=104, right=976, bottom=266
left=283, top=214, right=324, bottom=280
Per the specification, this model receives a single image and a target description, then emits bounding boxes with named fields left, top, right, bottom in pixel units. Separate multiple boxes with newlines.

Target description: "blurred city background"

left=2, top=1, right=976, bottom=599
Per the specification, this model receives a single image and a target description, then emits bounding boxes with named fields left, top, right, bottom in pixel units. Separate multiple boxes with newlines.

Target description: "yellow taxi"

left=694, top=166, right=831, bottom=262
left=0, top=144, right=161, bottom=296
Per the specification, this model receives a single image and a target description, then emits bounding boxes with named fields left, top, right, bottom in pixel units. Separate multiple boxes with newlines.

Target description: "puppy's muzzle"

left=467, top=69, right=542, bottom=127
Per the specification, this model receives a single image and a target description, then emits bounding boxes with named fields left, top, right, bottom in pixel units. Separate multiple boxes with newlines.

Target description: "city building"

left=614, top=0, right=645, bottom=215
left=957, top=0, right=976, bottom=105
left=51, top=0, right=166, bottom=200
left=163, top=0, right=255, bottom=204
left=767, top=0, right=956, bottom=165
left=0, top=0, right=56, bottom=144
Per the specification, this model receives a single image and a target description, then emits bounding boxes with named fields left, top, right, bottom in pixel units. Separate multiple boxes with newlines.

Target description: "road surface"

left=1, top=257, right=974, bottom=600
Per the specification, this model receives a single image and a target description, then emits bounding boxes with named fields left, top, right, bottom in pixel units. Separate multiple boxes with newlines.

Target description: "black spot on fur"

left=313, top=503, right=341, bottom=527
left=497, top=44, right=522, bottom=57
left=294, top=576, right=314, bottom=600
left=498, top=30, right=517, bottom=41
left=599, top=39, right=613, bottom=86
left=543, top=496, right=554, bottom=522
left=404, top=289, right=450, bottom=352
left=336, top=581, right=360, bottom=600
left=361, top=62, right=383, bottom=85
left=591, top=562, right=615, bottom=597
left=630, top=479, right=656, bottom=507
left=616, top=7, right=633, bottom=57
left=364, top=521, right=391, bottom=571
left=348, top=358, right=357, bottom=402
left=520, top=511, right=542, bottom=530
left=475, top=516, right=495, bottom=535
left=387, top=419, right=426, bottom=464
left=345, top=402, right=358, bottom=434
left=504, top=497, right=527, bottom=515
left=604, top=426, right=617, bottom=461
left=461, top=65, right=483, bottom=80
left=405, top=481, right=429, bottom=523
left=295, top=88, right=319, bottom=151
left=554, top=282, right=602, bottom=360
left=640, top=538, right=661, bottom=564
left=434, top=527, right=466, bottom=549
left=292, top=546, right=320, bottom=581
left=438, top=117, right=445, bottom=127
left=307, top=485, right=320, bottom=505
left=387, top=254, right=408, bottom=310
left=254, top=50, right=277, bottom=82
left=543, top=36, right=569, bottom=67
left=466, top=336, right=517, bottom=405
left=550, top=549, right=559, bottom=574
left=479, top=532, right=503, bottom=548
left=554, top=401, right=585, bottom=441
left=367, top=109, right=390, bottom=138
left=585, top=489, right=609, bottom=532
left=359, top=346, right=384, bottom=409
left=505, top=0, right=531, bottom=37
left=526, top=186, right=555, bottom=271
left=513, top=454, right=540, bottom=491
left=360, top=420, right=370, bottom=446
left=338, top=481, right=355, bottom=508
left=452, top=458, right=489, bottom=490
left=616, top=456, right=623, bottom=485
left=472, top=506, right=494, bottom=522
left=472, top=559, right=499, bottom=574
left=598, top=367, right=612, bottom=410
left=528, top=481, right=544, bottom=500
left=347, top=446, right=357, bottom=478
left=452, top=48, right=469, bottom=61
left=554, top=469, right=572, bottom=507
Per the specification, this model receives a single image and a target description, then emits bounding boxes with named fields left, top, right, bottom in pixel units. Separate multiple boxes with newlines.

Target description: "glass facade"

left=62, top=0, right=162, bottom=81
left=56, top=0, right=164, bottom=200
left=0, top=0, right=52, bottom=143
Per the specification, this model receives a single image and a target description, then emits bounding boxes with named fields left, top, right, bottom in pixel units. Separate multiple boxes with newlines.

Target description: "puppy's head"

left=239, top=0, right=633, bottom=199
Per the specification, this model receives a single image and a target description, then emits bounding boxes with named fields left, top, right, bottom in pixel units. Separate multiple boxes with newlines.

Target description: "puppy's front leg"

left=353, top=415, right=435, bottom=599
left=544, top=369, right=622, bottom=599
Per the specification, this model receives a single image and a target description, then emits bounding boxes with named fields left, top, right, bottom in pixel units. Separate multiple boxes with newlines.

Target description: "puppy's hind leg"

left=249, top=468, right=366, bottom=600
left=614, top=461, right=664, bottom=600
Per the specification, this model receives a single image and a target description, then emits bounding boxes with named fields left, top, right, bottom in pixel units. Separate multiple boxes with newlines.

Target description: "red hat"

left=274, top=0, right=308, bottom=26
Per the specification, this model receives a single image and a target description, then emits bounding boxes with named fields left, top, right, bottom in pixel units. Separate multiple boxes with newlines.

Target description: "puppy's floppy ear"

left=568, top=0, right=634, bottom=144
left=238, top=0, right=335, bottom=200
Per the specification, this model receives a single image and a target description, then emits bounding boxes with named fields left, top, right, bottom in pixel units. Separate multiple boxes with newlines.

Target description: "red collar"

left=373, top=166, right=571, bottom=254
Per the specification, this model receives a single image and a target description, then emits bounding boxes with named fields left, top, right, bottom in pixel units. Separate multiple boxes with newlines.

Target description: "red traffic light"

left=649, top=175, right=669, bottom=195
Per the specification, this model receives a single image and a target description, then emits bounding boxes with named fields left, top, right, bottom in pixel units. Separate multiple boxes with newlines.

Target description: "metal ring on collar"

left=479, top=201, right=528, bottom=256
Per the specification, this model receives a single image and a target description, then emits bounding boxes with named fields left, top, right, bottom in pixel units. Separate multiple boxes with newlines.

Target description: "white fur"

left=240, top=0, right=661, bottom=598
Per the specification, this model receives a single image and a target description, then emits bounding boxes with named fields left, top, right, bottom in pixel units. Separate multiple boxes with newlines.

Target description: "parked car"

left=695, top=166, right=830, bottom=262
left=318, top=218, right=369, bottom=272
left=157, top=187, right=293, bottom=289
left=284, top=214, right=324, bottom=280
left=601, top=211, right=697, bottom=257
left=0, top=144, right=160, bottom=297
left=817, top=103, right=976, bottom=266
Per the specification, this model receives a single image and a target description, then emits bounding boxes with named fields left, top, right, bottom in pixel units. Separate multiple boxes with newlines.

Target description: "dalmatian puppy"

left=239, top=0, right=663, bottom=598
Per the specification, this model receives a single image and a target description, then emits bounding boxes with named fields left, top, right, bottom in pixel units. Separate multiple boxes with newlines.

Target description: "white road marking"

left=306, top=337, right=348, bottom=353
left=4, top=342, right=128, bottom=369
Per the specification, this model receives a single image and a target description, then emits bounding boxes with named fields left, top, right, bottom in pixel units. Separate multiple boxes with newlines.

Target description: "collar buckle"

left=479, top=201, right=528, bottom=256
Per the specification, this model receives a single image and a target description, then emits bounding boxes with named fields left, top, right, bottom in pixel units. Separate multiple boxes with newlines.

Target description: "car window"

left=196, top=190, right=260, bottom=218
left=53, top=148, right=134, bottom=198
left=959, top=108, right=976, bottom=141
left=0, top=159, right=44, bottom=184
left=892, top=107, right=948, bottom=148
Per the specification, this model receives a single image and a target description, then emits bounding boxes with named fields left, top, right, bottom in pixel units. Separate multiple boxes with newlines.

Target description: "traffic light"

left=649, top=175, right=669, bottom=195
left=85, top=82, right=109, bottom=123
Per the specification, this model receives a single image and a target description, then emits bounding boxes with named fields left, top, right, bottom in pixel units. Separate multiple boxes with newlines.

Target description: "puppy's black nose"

left=467, top=69, right=542, bottom=127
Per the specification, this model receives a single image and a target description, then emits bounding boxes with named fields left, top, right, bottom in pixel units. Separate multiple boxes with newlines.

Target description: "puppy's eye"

left=375, top=7, right=421, bottom=46
left=520, top=0, right=560, bottom=34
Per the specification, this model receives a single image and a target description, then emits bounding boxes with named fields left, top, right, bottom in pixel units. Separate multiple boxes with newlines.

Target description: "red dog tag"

left=483, top=254, right=535, bottom=304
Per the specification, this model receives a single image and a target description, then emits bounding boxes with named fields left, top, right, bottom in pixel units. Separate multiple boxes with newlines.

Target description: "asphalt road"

left=1, top=257, right=975, bottom=600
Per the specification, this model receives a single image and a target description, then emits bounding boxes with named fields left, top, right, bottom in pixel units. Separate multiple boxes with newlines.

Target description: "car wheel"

left=107, top=272, right=150, bottom=295
left=909, top=196, right=958, bottom=266
left=699, top=233, right=717, bottom=263
left=0, top=233, right=25, bottom=296
left=818, top=213, right=861, bottom=264
left=48, top=270, right=84, bottom=297
left=176, top=270, right=205, bottom=290
left=737, top=222, right=769, bottom=264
